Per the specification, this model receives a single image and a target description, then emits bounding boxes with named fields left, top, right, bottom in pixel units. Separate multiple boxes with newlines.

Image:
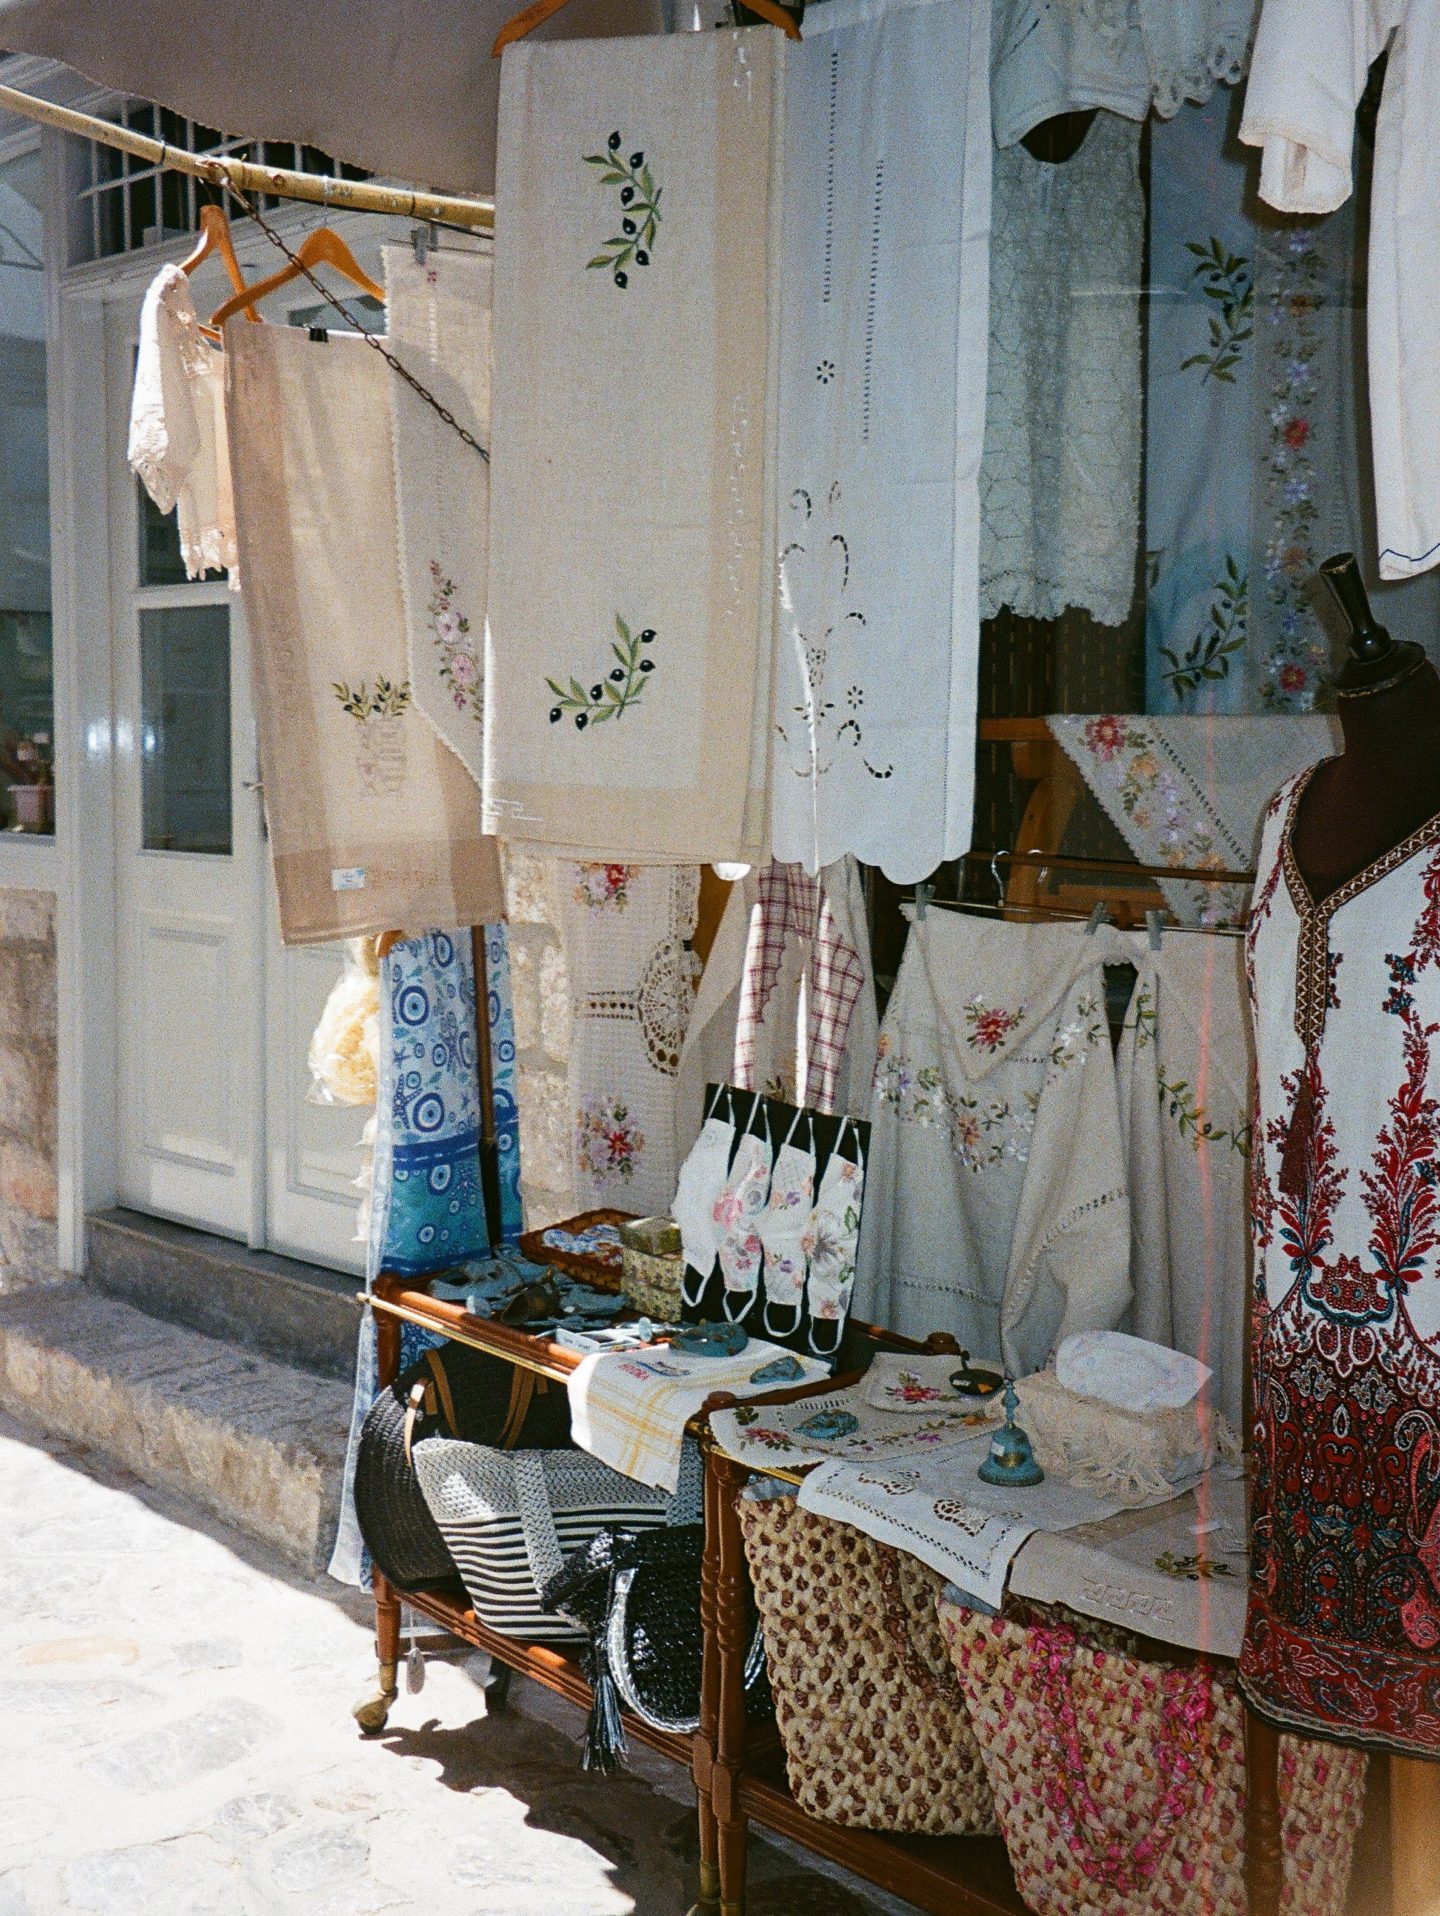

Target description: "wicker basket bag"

left=737, top=1489, right=995, bottom=1835
left=938, top=1604, right=1366, bottom=1916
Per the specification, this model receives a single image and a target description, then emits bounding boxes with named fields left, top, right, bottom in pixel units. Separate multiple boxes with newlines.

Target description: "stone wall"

left=0, top=887, right=58, bottom=1291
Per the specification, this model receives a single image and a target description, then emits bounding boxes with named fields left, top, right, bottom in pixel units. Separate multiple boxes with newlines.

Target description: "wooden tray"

left=517, top=1207, right=638, bottom=1295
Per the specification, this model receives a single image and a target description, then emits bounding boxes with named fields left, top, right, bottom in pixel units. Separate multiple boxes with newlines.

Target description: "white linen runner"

left=384, top=244, right=491, bottom=790
left=485, top=28, right=779, bottom=863
left=768, top=0, right=991, bottom=883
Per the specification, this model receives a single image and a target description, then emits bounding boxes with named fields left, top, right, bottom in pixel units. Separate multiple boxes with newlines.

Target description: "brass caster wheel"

left=352, top=1660, right=399, bottom=1737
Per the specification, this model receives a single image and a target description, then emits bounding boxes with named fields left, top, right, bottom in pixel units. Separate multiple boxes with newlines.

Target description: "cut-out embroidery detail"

left=333, top=676, right=413, bottom=795
left=547, top=615, right=657, bottom=730
left=777, top=483, right=894, bottom=782
left=426, top=561, right=482, bottom=722
left=584, top=132, right=662, bottom=289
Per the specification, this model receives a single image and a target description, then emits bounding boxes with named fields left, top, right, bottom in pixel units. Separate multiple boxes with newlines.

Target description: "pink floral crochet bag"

left=938, top=1604, right=1366, bottom=1916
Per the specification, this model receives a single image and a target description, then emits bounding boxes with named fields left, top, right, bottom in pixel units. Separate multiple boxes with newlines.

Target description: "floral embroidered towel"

left=1047, top=713, right=1336, bottom=926
left=853, top=911, right=1131, bottom=1375
left=384, top=243, right=491, bottom=789
left=226, top=322, right=504, bottom=943
left=561, top=862, right=700, bottom=1216
left=484, top=29, right=779, bottom=863
left=769, top=0, right=990, bottom=883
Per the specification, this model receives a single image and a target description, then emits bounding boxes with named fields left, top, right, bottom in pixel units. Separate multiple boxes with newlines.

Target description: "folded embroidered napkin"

left=569, top=1338, right=826, bottom=1493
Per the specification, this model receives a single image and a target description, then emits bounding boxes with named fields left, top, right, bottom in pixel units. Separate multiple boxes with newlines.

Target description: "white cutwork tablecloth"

left=768, top=0, right=990, bottom=883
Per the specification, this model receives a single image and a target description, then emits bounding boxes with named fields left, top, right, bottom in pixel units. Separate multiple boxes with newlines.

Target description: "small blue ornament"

left=977, top=1377, right=1044, bottom=1487
left=750, top=1354, right=805, bottom=1385
left=796, top=1407, right=860, bottom=1443
left=672, top=1321, right=750, bottom=1358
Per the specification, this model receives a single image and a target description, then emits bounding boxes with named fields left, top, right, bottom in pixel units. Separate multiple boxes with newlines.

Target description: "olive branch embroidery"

left=332, top=677, right=412, bottom=720
left=1180, top=236, right=1253, bottom=385
left=584, top=132, right=661, bottom=288
left=547, top=616, right=656, bottom=731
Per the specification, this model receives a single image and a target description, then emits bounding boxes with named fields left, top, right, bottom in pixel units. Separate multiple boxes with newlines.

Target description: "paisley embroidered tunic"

left=1242, top=767, right=1440, bottom=1755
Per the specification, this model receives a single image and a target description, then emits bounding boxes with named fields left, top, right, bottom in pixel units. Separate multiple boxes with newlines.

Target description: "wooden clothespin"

left=914, top=883, right=934, bottom=922
left=1146, top=909, right=1164, bottom=951
left=1085, top=902, right=1111, bottom=935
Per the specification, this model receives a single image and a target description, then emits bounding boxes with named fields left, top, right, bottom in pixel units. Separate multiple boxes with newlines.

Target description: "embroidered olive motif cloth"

left=1242, top=769, right=1440, bottom=1755
left=226, top=323, right=504, bottom=944
left=485, top=29, right=778, bottom=863
left=384, top=244, right=491, bottom=790
left=768, top=0, right=990, bottom=884
left=852, top=911, right=1132, bottom=1375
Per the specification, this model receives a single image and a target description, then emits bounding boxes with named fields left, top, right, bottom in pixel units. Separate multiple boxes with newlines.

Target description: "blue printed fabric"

left=484, top=921, right=525, bottom=1248
left=369, top=928, right=490, bottom=1278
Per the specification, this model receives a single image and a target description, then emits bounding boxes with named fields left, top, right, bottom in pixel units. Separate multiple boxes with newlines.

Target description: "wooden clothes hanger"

left=210, top=225, right=384, bottom=331
left=491, top=0, right=801, bottom=56
left=181, top=204, right=255, bottom=343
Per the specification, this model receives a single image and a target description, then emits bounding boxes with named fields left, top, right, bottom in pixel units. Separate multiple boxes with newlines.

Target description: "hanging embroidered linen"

left=226, top=322, right=504, bottom=944
left=561, top=863, right=699, bottom=1218
left=128, top=264, right=238, bottom=585
left=852, top=912, right=1131, bottom=1375
left=1146, top=86, right=1440, bottom=714
left=1119, top=934, right=1253, bottom=1427
left=768, top=0, right=989, bottom=883
left=1241, top=0, right=1440, bottom=581
left=991, top=0, right=1257, bottom=149
left=383, top=243, right=490, bottom=790
left=502, top=850, right=577, bottom=1229
left=1047, top=713, right=1336, bottom=926
left=484, top=29, right=778, bottom=864
left=1242, top=771, right=1440, bottom=1756
left=980, top=113, right=1142, bottom=630
left=732, top=858, right=878, bottom=1117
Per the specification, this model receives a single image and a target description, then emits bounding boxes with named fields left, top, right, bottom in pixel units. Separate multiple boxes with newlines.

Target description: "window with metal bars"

left=73, top=100, right=368, bottom=266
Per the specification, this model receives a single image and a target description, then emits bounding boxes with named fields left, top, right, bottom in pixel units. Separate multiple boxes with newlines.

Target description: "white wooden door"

left=106, top=289, right=364, bottom=1270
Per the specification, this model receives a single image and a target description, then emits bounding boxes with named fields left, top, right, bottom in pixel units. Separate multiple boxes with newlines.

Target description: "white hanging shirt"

left=127, top=264, right=239, bottom=585
left=1240, top=0, right=1440, bottom=578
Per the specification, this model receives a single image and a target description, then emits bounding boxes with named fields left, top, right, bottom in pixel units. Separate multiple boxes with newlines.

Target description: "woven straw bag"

left=737, top=1489, right=995, bottom=1835
left=938, top=1605, right=1366, bottom=1916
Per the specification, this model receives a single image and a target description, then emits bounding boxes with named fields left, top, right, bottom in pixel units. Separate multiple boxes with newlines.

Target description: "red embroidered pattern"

left=1244, top=815, right=1440, bottom=1756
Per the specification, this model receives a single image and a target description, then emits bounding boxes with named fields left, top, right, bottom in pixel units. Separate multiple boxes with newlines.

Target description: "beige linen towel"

left=484, top=28, right=779, bottom=863
left=226, top=322, right=504, bottom=944
left=384, top=243, right=491, bottom=790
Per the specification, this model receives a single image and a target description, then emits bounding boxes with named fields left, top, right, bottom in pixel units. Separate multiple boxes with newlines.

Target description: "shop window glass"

left=0, top=147, right=52, bottom=835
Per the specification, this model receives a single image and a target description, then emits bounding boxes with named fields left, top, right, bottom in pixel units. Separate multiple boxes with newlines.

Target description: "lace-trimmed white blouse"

left=127, top=264, right=239, bottom=586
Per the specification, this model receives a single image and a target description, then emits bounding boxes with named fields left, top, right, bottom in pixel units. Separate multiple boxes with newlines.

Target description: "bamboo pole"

left=0, top=82, right=495, bottom=229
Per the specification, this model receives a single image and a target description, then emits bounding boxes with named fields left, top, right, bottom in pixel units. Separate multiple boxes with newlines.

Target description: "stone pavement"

left=0, top=1410, right=911, bottom=1916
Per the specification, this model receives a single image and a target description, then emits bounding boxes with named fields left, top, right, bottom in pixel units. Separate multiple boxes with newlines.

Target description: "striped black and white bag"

left=411, top=1436, right=673, bottom=1643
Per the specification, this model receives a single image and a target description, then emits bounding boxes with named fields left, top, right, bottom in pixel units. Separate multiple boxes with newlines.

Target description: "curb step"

left=0, top=1285, right=353, bottom=1572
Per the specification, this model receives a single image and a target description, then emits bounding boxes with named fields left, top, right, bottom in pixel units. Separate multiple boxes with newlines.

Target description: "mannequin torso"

left=1287, top=660, right=1440, bottom=901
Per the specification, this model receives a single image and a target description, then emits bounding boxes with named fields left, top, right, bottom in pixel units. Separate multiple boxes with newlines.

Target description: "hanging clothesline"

left=0, top=82, right=494, bottom=230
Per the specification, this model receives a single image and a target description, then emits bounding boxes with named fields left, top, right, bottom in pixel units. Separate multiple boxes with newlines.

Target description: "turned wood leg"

left=1245, top=1707, right=1284, bottom=1916
left=1390, top=1754, right=1440, bottom=1916
left=714, top=1452, right=753, bottom=1916
left=353, top=1306, right=403, bottom=1737
left=691, top=1422, right=726, bottom=1916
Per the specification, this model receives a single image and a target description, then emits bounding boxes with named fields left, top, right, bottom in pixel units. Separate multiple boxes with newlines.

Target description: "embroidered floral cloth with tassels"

left=1243, top=767, right=1440, bottom=1756
left=853, top=911, right=1132, bottom=1375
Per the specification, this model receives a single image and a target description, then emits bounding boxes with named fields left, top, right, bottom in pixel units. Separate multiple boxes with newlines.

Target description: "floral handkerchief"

left=862, top=1352, right=1001, bottom=1415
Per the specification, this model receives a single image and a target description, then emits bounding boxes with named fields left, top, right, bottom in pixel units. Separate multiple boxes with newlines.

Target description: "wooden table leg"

left=714, top=1452, right=753, bottom=1916
left=1245, top=1706, right=1284, bottom=1916
left=354, top=1305, right=403, bottom=1736
left=1390, top=1754, right=1440, bottom=1916
left=691, top=1435, right=723, bottom=1916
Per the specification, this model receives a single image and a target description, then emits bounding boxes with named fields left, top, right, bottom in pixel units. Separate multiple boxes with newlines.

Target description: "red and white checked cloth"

left=734, top=861, right=866, bottom=1115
